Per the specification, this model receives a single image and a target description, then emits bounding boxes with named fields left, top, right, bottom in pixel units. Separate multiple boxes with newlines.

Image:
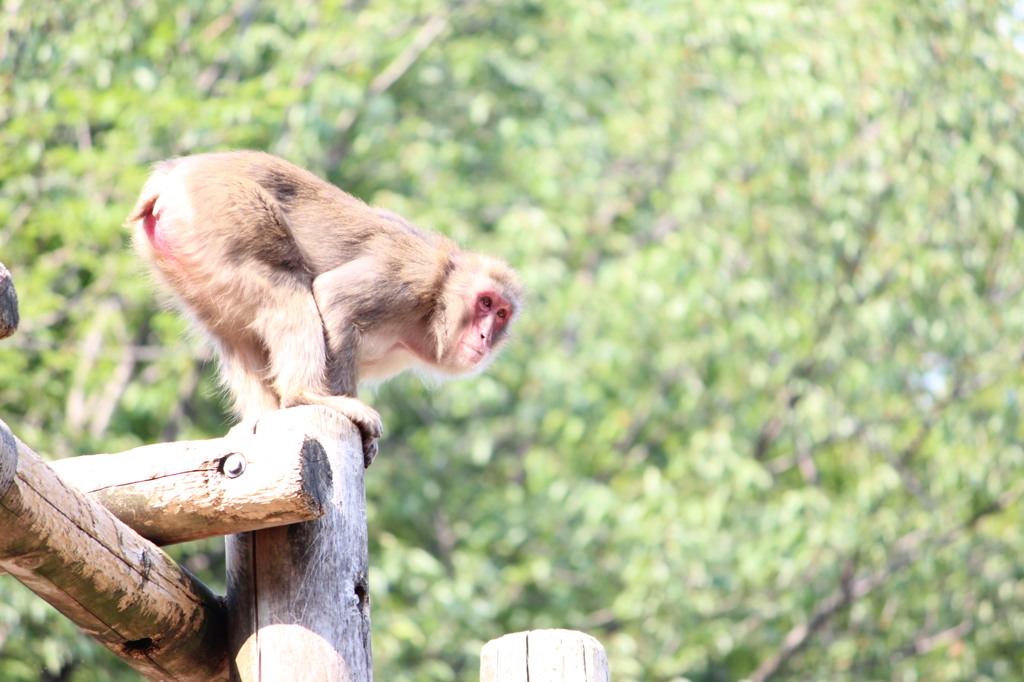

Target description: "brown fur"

left=128, top=151, right=521, bottom=465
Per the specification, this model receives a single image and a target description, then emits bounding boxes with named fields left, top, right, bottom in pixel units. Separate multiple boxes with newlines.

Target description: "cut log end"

left=480, top=629, right=610, bottom=682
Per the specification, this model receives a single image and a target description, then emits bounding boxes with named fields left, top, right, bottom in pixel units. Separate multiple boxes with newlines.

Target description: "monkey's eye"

left=480, top=296, right=492, bottom=309
left=497, top=309, right=507, bottom=319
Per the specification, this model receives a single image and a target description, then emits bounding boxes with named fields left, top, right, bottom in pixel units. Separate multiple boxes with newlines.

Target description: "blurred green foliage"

left=3, top=0, right=1024, bottom=680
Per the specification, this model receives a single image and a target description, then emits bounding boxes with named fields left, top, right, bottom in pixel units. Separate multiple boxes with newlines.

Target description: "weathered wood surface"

left=480, top=629, right=610, bottom=682
left=0, top=262, right=18, bottom=339
left=51, top=421, right=333, bottom=546
left=0, top=418, right=229, bottom=681
left=227, top=406, right=372, bottom=682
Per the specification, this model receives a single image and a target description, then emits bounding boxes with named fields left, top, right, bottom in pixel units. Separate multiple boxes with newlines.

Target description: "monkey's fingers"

left=326, top=398, right=381, bottom=468
left=361, top=435, right=379, bottom=468
left=283, top=393, right=382, bottom=434
left=327, top=398, right=381, bottom=468
left=282, top=393, right=383, bottom=467
left=330, top=397, right=383, bottom=440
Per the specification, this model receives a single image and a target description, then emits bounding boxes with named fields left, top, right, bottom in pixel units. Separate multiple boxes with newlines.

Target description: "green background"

left=3, top=1, right=1024, bottom=680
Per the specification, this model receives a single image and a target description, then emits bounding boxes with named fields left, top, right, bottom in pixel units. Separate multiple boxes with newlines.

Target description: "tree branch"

left=328, top=12, right=451, bottom=167
left=749, top=485, right=1022, bottom=682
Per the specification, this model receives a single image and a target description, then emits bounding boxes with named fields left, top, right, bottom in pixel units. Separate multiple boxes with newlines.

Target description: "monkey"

left=128, top=151, right=521, bottom=466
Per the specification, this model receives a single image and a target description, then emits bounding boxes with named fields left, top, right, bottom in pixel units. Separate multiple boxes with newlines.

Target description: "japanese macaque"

left=129, top=151, right=521, bottom=465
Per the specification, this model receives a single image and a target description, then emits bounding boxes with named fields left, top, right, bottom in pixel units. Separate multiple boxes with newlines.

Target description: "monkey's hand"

left=283, top=393, right=383, bottom=467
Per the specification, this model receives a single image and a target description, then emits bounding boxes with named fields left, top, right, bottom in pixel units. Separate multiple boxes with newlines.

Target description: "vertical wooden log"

left=226, top=406, right=372, bottom=682
left=480, top=629, right=610, bottom=682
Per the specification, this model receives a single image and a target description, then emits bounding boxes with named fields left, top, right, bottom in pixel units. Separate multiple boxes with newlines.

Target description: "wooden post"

left=0, top=261, right=18, bottom=339
left=226, top=406, right=372, bottom=682
left=0, top=418, right=229, bottom=681
left=481, top=630, right=610, bottom=682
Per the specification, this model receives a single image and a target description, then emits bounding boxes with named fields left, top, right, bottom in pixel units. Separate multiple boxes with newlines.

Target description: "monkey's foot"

left=226, top=420, right=258, bottom=438
left=283, top=393, right=383, bottom=468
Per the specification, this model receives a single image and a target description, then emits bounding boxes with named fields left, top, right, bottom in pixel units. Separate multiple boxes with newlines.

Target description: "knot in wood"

left=221, top=453, right=247, bottom=478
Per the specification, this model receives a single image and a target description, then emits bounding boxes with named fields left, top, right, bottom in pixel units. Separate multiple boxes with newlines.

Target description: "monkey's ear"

left=430, top=273, right=477, bottom=363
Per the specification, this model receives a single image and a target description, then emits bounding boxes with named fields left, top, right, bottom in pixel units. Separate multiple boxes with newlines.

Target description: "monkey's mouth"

left=460, top=342, right=487, bottom=362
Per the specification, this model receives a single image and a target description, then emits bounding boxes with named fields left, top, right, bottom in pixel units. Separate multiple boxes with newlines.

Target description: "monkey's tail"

left=125, top=157, right=184, bottom=225
left=126, top=158, right=188, bottom=254
left=126, top=191, right=163, bottom=249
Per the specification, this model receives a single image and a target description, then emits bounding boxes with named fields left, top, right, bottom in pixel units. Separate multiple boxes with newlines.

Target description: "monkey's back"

left=161, top=151, right=453, bottom=276
left=129, top=151, right=459, bottom=334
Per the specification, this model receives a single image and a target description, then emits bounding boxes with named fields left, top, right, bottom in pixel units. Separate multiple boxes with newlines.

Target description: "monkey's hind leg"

left=215, top=335, right=281, bottom=429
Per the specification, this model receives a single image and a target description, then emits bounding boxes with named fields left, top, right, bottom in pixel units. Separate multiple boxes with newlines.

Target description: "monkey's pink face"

left=455, top=291, right=514, bottom=369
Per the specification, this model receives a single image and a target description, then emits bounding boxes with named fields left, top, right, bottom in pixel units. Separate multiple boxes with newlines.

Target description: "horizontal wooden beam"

left=50, top=415, right=334, bottom=546
left=0, top=418, right=229, bottom=681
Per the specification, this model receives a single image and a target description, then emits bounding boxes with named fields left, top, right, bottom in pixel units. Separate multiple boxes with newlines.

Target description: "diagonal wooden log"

left=0, top=418, right=229, bottom=681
